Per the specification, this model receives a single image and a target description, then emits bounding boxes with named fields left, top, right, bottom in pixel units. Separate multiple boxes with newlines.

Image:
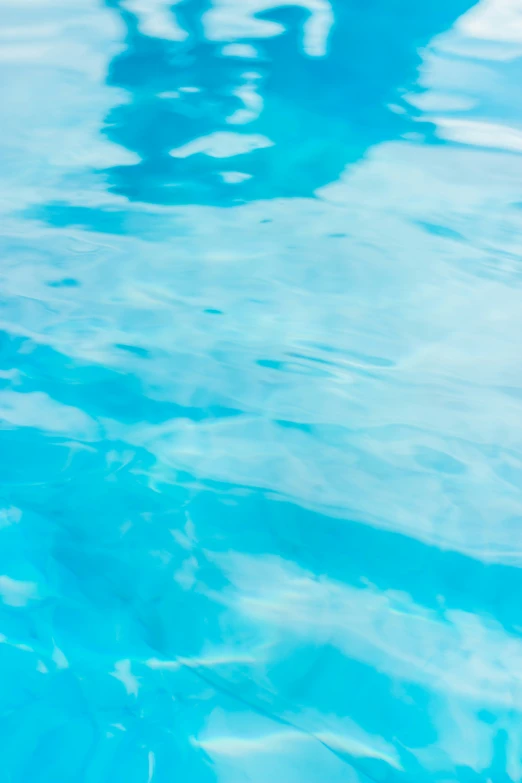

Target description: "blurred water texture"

left=1, top=0, right=522, bottom=780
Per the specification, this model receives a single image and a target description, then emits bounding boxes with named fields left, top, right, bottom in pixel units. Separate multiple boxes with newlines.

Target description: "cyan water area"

left=1, top=0, right=522, bottom=780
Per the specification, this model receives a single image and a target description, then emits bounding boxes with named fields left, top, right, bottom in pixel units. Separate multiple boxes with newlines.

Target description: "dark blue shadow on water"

left=27, top=0, right=481, bottom=240
left=98, top=0, right=477, bottom=206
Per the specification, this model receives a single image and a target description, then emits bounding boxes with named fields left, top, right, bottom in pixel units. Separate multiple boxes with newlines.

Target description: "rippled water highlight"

left=1, top=0, right=522, bottom=780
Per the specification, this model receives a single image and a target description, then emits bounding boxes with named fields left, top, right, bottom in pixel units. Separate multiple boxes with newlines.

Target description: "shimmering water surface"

left=1, top=0, right=522, bottom=780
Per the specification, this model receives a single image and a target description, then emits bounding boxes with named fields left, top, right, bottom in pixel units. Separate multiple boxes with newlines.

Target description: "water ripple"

left=1, top=0, right=522, bottom=781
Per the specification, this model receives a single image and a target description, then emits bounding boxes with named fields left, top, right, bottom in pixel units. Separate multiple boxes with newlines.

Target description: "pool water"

left=1, top=0, right=522, bottom=780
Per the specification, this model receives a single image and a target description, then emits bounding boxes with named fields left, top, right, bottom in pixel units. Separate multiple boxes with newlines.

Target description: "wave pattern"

left=1, top=0, right=522, bottom=780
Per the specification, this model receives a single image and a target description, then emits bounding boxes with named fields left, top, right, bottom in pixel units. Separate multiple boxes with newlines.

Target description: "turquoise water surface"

left=1, top=0, right=522, bottom=780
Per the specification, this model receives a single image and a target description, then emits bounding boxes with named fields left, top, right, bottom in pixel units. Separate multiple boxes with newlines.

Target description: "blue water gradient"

left=1, top=0, right=522, bottom=780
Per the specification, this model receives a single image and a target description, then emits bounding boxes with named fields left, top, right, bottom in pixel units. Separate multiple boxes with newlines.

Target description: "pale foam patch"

left=174, top=555, right=198, bottom=589
left=191, top=708, right=394, bottom=783
left=193, top=708, right=400, bottom=768
left=226, top=73, right=263, bottom=125
left=30, top=126, right=140, bottom=168
left=0, top=391, right=97, bottom=440
left=404, top=91, right=476, bottom=112
left=457, top=0, right=522, bottom=44
left=203, top=0, right=333, bottom=57
left=52, top=643, right=69, bottom=670
left=430, top=118, right=522, bottom=154
left=221, top=43, right=259, bottom=58
left=146, top=645, right=269, bottom=671
left=110, top=659, right=140, bottom=696
left=219, top=171, right=252, bottom=183
left=170, top=131, right=273, bottom=158
left=0, top=0, right=134, bottom=181
left=214, top=552, right=522, bottom=709
left=410, top=1, right=522, bottom=108
left=0, top=3, right=124, bottom=81
left=0, top=507, right=22, bottom=528
left=0, top=576, right=38, bottom=607
left=412, top=0, right=522, bottom=60
left=147, top=752, right=155, bottom=783
left=121, top=0, right=188, bottom=41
